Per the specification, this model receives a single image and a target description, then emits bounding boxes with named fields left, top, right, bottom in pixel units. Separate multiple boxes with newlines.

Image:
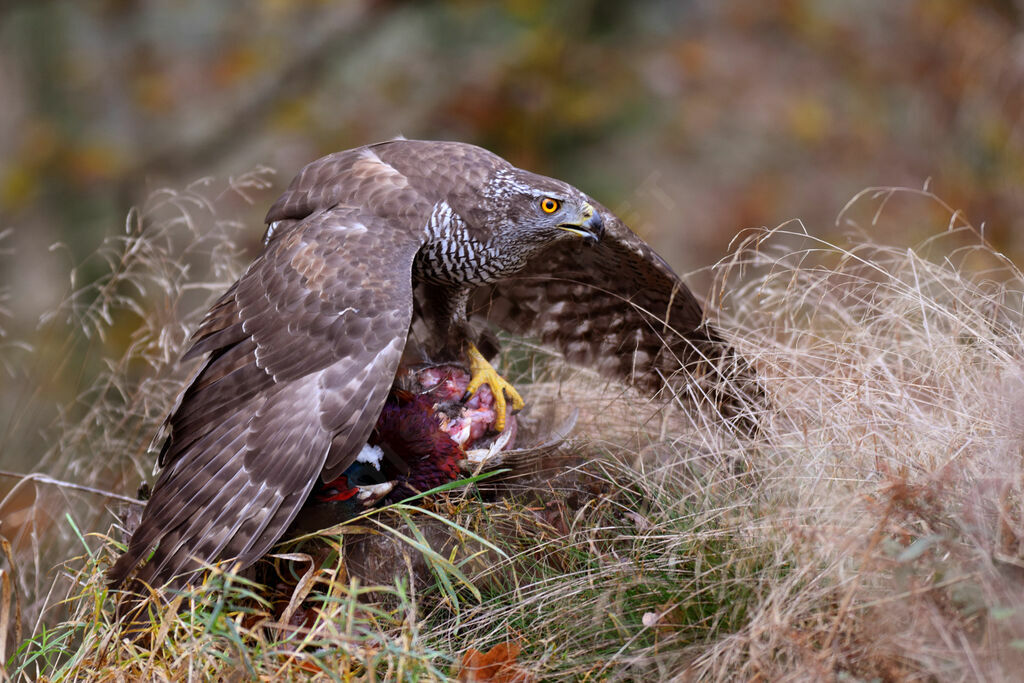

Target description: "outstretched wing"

left=108, top=207, right=421, bottom=589
left=471, top=208, right=765, bottom=429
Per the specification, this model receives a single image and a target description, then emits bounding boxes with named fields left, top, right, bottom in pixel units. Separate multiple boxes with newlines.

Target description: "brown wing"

left=470, top=208, right=765, bottom=431
left=108, top=207, right=422, bottom=589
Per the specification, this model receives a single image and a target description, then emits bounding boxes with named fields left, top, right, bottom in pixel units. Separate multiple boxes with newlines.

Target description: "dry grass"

left=693, top=188, right=1024, bottom=680
left=4, top=182, right=1024, bottom=681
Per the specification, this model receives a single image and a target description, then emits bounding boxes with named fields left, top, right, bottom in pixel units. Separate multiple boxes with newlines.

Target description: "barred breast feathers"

left=417, top=200, right=505, bottom=285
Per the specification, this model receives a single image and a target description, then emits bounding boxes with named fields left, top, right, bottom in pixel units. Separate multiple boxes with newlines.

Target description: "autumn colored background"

left=5, top=0, right=1024, bottom=314
left=5, top=0, right=1024, bottom=542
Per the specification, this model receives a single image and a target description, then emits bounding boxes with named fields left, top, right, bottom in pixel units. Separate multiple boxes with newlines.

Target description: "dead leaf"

left=267, top=552, right=316, bottom=627
left=457, top=641, right=535, bottom=682
left=623, top=511, right=653, bottom=530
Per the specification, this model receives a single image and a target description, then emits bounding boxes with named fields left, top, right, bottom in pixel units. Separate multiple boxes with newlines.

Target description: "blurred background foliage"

left=4, top=0, right=1024, bottom=312
left=2, top=0, right=1024, bottom=576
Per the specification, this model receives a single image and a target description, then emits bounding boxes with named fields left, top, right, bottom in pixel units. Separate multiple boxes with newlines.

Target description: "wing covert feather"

left=471, top=210, right=764, bottom=427
left=109, top=207, right=423, bottom=588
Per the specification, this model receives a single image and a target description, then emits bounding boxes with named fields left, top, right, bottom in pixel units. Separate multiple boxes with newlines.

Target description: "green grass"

left=5, top=182, right=1024, bottom=680
left=6, top=456, right=774, bottom=680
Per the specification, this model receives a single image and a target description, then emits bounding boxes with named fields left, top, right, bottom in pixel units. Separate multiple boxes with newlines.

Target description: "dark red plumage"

left=311, top=386, right=466, bottom=512
left=370, top=389, right=464, bottom=500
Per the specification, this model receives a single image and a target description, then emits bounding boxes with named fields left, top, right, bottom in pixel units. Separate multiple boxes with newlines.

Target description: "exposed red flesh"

left=415, top=365, right=516, bottom=449
left=310, top=364, right=518, bottom=507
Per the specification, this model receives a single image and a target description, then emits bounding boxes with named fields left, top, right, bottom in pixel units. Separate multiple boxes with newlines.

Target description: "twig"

left=0, top=470, right=142, bottom=506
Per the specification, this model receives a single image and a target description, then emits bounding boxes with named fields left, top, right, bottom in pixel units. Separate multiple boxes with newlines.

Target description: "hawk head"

left=454, top=165, right=606, bottom=272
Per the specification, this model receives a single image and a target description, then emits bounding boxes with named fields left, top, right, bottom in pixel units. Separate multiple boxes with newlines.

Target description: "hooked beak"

left=558, top=202, right=604, bottom=243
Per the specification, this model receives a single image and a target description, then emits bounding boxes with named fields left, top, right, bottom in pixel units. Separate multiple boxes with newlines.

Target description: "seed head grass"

left=3, top=183, right=1023, bottom=680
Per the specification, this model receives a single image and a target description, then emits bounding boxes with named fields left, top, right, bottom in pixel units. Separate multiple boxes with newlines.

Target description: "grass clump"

left=5, top=182, right=1024, bottom=680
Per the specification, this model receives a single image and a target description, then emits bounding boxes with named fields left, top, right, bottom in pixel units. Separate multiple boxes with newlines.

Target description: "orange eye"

left=540, top=197, right=560, bottom=214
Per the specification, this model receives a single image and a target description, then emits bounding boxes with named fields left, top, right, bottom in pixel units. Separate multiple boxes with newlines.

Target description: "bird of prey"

left=108, top=139, right=763, bottom=594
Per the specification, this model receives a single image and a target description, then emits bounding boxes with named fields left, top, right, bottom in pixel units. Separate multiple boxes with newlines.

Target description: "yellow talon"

left=464, top=343, right=524, bottom=432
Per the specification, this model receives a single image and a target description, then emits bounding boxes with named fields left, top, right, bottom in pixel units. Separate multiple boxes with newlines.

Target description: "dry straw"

left=3, top=182, right=1022, bottom=680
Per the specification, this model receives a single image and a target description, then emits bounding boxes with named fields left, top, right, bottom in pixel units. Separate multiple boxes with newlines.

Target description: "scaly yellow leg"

left=464, top=343, right=524, bottom=432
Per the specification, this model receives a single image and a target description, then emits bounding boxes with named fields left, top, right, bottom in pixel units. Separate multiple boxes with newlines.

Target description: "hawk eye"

left=540, top=197, right=560, bottom=214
